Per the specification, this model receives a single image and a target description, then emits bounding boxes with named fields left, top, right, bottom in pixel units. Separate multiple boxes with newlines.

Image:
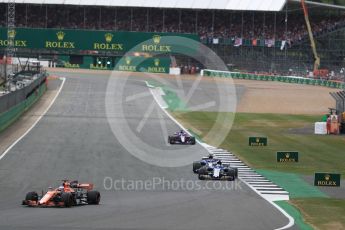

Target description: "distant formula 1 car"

left=22, top=180, right=100, bottom=207
left=195, top=157, right=238, bottom=181
left=168, top=130, right=196, bottom=145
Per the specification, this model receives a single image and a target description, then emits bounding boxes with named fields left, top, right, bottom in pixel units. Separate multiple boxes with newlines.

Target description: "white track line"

left=145, top=80, right=295, bottom=230
left=242, top=179, right=294, bottom=230
left=0, top=77, right=66, bottom=161
left=145, top=81, right=195, bottom=138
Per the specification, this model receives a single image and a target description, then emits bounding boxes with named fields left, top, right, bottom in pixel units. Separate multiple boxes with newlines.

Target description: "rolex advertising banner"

left=0, top=27, right=199, bottom=53
left=248, top=137, right=267, bottom=146
left=115, top=56, right=170, bottom=74
left=314, top=173, right=341, bottom=187
left=56, top=55, right=170, bottom=73
left=277, top=151, right=299, bottom=162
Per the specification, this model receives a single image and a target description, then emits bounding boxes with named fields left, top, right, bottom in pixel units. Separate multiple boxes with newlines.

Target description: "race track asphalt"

left=0, top=71, right=295, bottom=230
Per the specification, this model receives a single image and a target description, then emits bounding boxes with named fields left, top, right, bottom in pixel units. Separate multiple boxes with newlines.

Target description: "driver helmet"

left=208, top=154, right=214, bottom=159
left=217, top=160, right=222, bottom=165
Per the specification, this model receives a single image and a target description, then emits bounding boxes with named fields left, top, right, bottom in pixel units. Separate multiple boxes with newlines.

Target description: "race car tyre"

left=70, top=180, right=78, bottom=188
left=234, top=168, right=238, bottom=178
left=190, top=137, right=196, bottom=145
left=198, top=174, right=205, bottom=180
left=71, top=194, right=77, bottom=206
left=193, top=161, right=201, bottom=173
left=62, top=192, right=73, bottom=207
left=87, top=190, right=101, bottom=205
left=25, top=191, right=38, bottom=202
left=168, top=136, right=174, bottom=144
left=227, top=176, right=235, bottom=181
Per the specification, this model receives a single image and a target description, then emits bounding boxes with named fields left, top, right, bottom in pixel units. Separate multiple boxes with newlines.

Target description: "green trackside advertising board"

left=202, top=69, right=345, bottom=89
left=55, top=55, right=171, bottom=73
left=249, top=137, right=267, bottom=146
left=57, top=55, right=171, bottom=73
left=277, top=151, right=299, bottom=162
left=114, top=56, right=170, bottom=74
left=0, top=28, right=199, bottom=53
left=314, top=173, right=341, bottom=187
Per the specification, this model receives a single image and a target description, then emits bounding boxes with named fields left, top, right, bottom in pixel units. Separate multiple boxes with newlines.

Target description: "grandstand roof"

left=2, top=0, right=287, bottom=11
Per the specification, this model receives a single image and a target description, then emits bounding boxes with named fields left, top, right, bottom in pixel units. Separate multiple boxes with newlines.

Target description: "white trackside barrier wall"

left=169, top=67, right=181, bottom=75
left=201, top=69, right=345, bottom=89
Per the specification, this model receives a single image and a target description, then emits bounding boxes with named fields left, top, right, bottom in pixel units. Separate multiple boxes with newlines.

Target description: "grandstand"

left=0, top=0, right=345, bottom=78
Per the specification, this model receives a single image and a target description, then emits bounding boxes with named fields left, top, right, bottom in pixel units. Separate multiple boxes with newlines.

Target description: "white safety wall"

left=3, top=0, right=287, bottom=11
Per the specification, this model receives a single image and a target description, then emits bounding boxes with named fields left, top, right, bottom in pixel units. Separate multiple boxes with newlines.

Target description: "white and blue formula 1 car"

left=193, top=155, right=238, bottom=180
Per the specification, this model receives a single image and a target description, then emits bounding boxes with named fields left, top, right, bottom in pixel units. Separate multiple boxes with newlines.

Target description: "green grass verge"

left=257, top=169, right=327, bottom=198
left=172, top=111, right=345, bottom=229
left=290, top=198, right=345, bottom=230
left=173, top=112, right=345, bottom=176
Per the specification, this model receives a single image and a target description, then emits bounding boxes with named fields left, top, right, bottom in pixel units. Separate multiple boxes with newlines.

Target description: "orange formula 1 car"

left=22, top=180, right=100, bottom=207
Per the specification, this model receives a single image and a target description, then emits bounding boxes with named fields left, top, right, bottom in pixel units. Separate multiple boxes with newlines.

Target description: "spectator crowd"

left=0, top=3, right=344, bottom=47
